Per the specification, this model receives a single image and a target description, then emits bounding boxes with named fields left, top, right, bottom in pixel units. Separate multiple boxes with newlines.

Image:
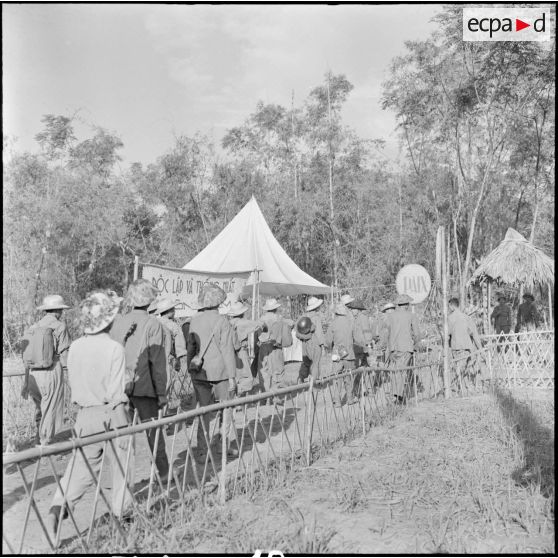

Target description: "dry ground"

left=78, top=390, right=554, bottom=554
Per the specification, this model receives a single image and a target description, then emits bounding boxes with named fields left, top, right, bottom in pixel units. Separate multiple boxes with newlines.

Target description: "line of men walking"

left=20, top=280, right=535, bottom=542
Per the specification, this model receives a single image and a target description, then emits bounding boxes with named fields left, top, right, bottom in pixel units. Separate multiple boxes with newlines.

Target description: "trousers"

left=51, top=404, right=135, bottom=518
left=332, top=359, right=357, bottom=405
left=192, top=379, right=233, bottom=450
left=27, top=362, right=65, bottom=445
left=388, top=351, right=413, bottom=398
left=129, top=396, right=169, bottom=478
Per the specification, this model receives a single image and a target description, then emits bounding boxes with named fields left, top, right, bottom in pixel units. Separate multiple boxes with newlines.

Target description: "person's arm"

left=219, top=318, right=237, bottom=392
left=56, top=324, right=71, bottom=369
left=108, top=343, right=128, bottom=404
left=174, top=324, right=188, bottom=359
left=468, top=317, right=482, bottom=350
left=186, top=324, right=198, bottom=368
left=325, top=324, right=334, bottom=350
left=310, top=340, right=322, bottom=379
left=148, top=320, right=168, bottom=405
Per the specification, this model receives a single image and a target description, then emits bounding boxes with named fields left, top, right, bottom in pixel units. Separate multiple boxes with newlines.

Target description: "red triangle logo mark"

left=516, top=18, right=530, bottom=31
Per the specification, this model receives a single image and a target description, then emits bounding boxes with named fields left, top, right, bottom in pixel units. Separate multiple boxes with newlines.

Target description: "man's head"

left=37, top=294, right=69, bottom=319
left=80, top=291, right=121, bottom=335
left=125, top=279, right=159, bottom=310
left=155, top=298, right=179, bottom=319
left=262, top=298, right=281, bottom=313
left=523, top=292, right=535, bottom=302
left=448, top=297, right=460, bottom=312
left=381, top=302, right=396, bottom=314
left=198, top=283, right=226, bottom=310
left=347, top=299, right=366, bottom=316
left=395, top=294, right=412, bottom=309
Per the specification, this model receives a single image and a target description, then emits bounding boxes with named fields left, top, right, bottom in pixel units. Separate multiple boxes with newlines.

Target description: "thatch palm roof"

left=469, top=228, right=554, bottom=289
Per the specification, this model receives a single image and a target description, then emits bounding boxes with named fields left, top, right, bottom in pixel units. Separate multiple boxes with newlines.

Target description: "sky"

left=3, top=4, right=442, bottom=168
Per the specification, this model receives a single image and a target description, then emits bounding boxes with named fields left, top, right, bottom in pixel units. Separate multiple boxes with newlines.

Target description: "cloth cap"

left=347, top=299, right=366, bottom=310
left=305, top=296, right=324, bottom=312
left=81, top=291, right=120, bottom=334
left=155, top=297, right=180, bottom=315
left=334, top=303, right=348, bottom=315
left=126, top=279, right=159, bottom=308
left=381, top=302, right=396, bottom=312
left=395, top=294, right=412, bottom=306
left=262, top=298, right=281, bottom=312
left=198, top=283, right=226, bottom=309
left=37, top=294, right=69, bottom=311
left=228, top=301, right=250, bottom=317
left=340, top=294, right=355, bottom=306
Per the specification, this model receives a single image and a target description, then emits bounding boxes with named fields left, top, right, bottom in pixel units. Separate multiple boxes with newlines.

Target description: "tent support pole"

left=251, top=271, right=257, bottom=321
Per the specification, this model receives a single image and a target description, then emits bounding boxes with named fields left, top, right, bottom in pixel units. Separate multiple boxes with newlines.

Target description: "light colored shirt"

left=67, top=332, right=128, bottom=407
left=385, top=308, right=420, bottom=353
left=448, top=309, right=481, bottom=351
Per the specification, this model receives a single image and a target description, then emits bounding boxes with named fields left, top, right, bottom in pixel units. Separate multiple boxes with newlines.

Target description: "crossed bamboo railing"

left=3, top=329, right=553, bottom=554
left=3, top=359, right=444, bottom=554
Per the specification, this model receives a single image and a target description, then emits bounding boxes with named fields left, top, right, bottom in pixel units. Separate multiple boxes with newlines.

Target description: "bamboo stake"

left=133, top=256, right=139, bottom=281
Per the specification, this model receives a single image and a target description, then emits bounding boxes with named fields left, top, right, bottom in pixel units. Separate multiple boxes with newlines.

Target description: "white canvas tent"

left=183, top=196, right=331, bottom=298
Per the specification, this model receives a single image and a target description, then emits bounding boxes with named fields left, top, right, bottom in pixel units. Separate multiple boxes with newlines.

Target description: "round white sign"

left=396, top=264, right=431, bottom=304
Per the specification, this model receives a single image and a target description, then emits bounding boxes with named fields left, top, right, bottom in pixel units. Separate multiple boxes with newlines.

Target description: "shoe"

left=347, top=398, right=359, bottom=405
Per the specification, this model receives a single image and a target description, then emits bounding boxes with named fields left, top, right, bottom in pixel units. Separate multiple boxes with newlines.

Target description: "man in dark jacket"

left=187, top=283, right=237, bottom=457
left=491, top=294, right=512, bottom=334
left=515, top=293, right=540, bottom=332
left=295, top=316, right=322, bottom=382
left=111, top=279, right=169, bottom=479
left=326, top=303, right=358, bottom=407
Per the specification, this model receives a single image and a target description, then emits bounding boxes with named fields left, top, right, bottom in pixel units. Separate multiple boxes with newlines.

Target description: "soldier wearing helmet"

left=295, top=316, right=322, bottom=383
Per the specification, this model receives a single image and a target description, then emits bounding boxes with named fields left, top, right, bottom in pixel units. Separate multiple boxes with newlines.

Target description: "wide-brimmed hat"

left=198, top=283, right=226, bottom=309
left=395, top=294, right=412, bottom=306
left=381, top=302, right=396, bottom=312
left=305, top=296, right=324, bottom=312
left=262, top=298, right=281, bottom=312
left=340, top=294, right=355, bottom=306
left=37, top=294, right=69, bottom=311
left=523, top=292, right=535, bottom=301
left=126, top=279, right=159, bottom=308
left=347, top=299, right=366, bottom=310
left=334, top=303, right=347, bottom=316
left=81, top=291, right=120, bottom=334
left=155, top=297, right=180, bottom=316
left=228, top=301, right=250, bottom=317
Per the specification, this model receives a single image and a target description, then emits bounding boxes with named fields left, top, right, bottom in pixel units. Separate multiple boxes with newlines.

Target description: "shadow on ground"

left=492, top=386, right=554, bottom=500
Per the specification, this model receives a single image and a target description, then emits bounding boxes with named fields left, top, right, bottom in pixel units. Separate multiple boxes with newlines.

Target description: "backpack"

left=22, top=326, right=55, bottom=369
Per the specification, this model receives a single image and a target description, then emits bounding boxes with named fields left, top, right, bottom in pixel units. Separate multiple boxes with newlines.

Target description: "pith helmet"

left=381, top=302, right=396, bottom=312
left=262, top=298, right=281, bottom=312
left=340, top=294, right=355, bottom=306
left=334, top=303, right=348, bottom=316
left=228, top=301, right=250, bottom=317
left=126, top=279, right=159, bottom=308
left=198, top=283, right=226, bottom=309
left=395, top=294, right=412, bottom=306
left=37, top=294, right=69, bottom=311
left=347, top=299, right=366, bottom=310
left=155, top=298, right=180, bottom=315
left=306, top=296, right=324, bottom=312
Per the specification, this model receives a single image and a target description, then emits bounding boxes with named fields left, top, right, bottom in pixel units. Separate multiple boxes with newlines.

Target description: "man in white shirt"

left=47, top=291, right=135, bottom=545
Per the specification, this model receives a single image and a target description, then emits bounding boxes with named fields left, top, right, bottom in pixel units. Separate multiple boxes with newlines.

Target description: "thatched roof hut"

left=469, top=228, right=554, bottom=290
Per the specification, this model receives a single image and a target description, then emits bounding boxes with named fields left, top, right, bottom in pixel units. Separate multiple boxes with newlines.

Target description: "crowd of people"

left=17, top=279, right=542, bottom=541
